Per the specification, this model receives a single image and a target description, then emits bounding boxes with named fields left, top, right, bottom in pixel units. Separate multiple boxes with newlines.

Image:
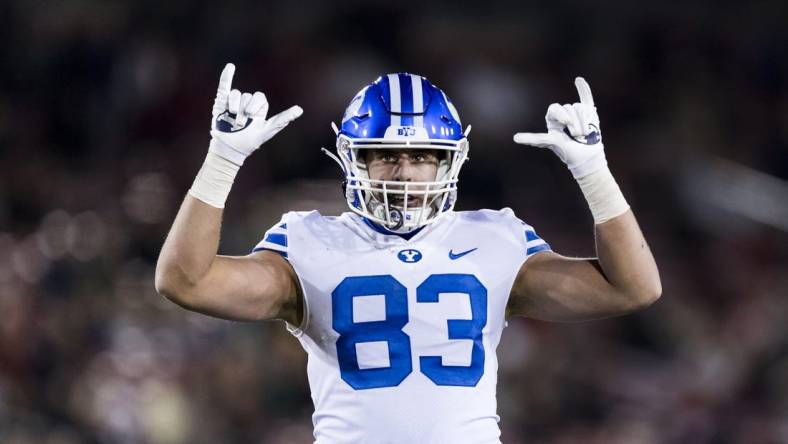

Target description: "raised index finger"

left=574, top=77, right=594, bottom=106
left=217, top=63, right=236, bottom=97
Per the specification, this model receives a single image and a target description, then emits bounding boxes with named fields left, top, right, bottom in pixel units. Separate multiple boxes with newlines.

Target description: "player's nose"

left=391, top=157, right=415, bottom=182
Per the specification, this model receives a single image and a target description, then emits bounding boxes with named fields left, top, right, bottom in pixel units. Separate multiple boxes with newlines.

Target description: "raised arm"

left=509, top=78, right=661, bottom=321
left=155, top=63, right=304, bottom=323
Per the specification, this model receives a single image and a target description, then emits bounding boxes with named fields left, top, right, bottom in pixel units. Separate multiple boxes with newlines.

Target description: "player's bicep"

left=176, top=250, right=300, bottom=323
left=507, top=251, right=632, bottom=322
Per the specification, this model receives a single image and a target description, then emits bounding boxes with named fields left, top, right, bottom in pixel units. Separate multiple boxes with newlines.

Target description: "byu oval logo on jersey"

left=397, top=249, right=422, bottom=263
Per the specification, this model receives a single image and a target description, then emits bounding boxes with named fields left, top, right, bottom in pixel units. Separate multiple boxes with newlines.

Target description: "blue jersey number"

left=332, top=274, right=487, bottom=390
left=332, top=275, right=412, bottom=390
left=417, top=274, right=487, bottom=386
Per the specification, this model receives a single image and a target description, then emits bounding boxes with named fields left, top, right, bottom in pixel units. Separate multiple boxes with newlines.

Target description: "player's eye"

left=412, top=151, right=436, bottom=163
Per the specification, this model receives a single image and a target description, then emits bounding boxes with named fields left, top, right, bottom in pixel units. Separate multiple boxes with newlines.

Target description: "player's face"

left=365, top=149, right=440, bottom=207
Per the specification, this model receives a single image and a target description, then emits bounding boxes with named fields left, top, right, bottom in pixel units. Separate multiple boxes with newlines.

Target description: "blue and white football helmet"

left=325, top=73, right=470, bottom=232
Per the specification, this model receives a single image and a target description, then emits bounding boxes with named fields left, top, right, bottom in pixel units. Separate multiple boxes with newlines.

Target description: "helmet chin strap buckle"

left=387, top=208, right=404, bottom=230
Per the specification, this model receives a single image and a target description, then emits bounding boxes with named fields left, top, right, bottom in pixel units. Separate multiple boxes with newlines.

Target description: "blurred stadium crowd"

left=1, top=1, right=787, bottom=443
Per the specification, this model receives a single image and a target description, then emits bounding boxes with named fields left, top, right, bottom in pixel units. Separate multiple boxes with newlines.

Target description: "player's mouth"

left=389, top=196, right=423, bottom=208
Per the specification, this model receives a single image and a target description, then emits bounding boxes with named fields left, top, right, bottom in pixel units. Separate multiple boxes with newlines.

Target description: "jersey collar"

left=362, top=217, right=425, bottom=240
left=345, top=212, right=454, bottom=247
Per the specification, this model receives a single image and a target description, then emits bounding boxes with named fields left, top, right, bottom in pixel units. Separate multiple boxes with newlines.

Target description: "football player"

left=156, top=64, right=661, bottom=443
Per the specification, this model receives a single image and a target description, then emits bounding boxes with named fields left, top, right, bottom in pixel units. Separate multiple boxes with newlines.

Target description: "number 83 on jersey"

left=332, top=273, right=487, bottom=390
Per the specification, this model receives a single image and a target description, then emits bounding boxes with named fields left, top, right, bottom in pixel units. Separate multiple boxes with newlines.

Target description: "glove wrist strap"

left=208, top=136, right=248, bottom=166
left=576, top=166, right=630, bottom=224
left=188, top=152, right=241, bottom=208
left=569, top=151, right=608, bottom=179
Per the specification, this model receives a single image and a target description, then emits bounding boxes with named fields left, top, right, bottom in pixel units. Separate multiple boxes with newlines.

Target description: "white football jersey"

left=254, top=209, right=550, bottom=444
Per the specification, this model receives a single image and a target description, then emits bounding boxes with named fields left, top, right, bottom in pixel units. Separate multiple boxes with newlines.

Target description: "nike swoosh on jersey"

left=449, top=248, right=478, bottom=260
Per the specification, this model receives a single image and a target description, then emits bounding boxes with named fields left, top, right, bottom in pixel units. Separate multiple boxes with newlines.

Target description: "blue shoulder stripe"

left=264, top=233, right=287, bottom=247
left=526, top=244, right=551, bottom=255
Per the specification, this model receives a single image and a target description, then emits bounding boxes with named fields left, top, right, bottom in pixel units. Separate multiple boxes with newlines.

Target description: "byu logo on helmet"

left=397, top=249, right=422, bottom=263
left=397, top=126, right=417, bottom=136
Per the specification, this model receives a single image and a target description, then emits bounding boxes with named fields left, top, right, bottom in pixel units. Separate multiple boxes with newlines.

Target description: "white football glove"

left=208, top=63, right=303, bottom=165
left=514, top=77, right=606, bottom=179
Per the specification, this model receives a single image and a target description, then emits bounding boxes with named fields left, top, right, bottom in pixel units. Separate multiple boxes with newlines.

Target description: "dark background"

left=1, top=1, right=787, bottom=443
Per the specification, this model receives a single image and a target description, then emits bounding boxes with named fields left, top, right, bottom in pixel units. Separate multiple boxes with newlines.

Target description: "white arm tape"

left=188, top=152, right=241, bottom=209
left=576, top=166, right=630, bottom=224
